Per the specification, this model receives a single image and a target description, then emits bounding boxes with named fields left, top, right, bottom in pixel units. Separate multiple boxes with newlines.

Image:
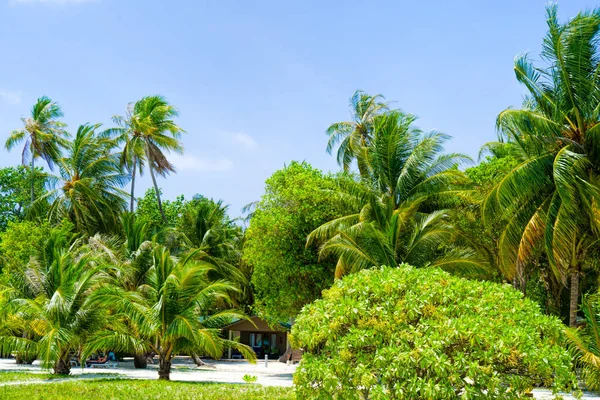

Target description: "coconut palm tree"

left=482, top=5, right=600, bottom=326
left=5, top=96, right=68, bottom=203
left=86, top=213, right=155, bottom=368
left=0, top=231, right=113, bottom=375
left=39, top=124, right=129, bottom=234
left=84, top=245, right=255, bottom=380
left=111, top=96, right=184, bottom=220
left=311, top=111, right=484, bottom=278
left=326, top=90, right=389, bottom=176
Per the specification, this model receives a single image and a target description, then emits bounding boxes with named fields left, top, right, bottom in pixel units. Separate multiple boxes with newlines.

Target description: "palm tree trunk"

left=145, top=145, right=167, bottom=223
left=133, top=353, right=147, bottom=369
left=130, top=159, right=137, bottom=213
left=54, top=354, right=71, bottom=375
left=158, top=356, right=171, bottom=380
left=569, top=268, right=580, bottom=327
left=30, top=157, right=35, bottom=204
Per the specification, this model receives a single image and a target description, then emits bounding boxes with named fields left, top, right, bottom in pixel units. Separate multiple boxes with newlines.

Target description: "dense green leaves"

left=136, top=188, right=185, bottom=234
left=292, top=266, right=577, bottom=399
left=0, top=166, right=47, bottom=231
left=244, top=162, right=350, bottom=322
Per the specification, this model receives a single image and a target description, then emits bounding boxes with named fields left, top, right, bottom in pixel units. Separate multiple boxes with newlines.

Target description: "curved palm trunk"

left=130, top=159, right=137, bottom=213
left=569, top=267, right=580, bottom=327
left=145, top=145, right=167, bottom=224
left=158, top=356, right=171, bottom=380
left=54, top=355, right=71, bottom=375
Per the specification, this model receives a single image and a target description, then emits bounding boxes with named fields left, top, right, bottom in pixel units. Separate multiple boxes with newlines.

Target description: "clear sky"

left=0, top=0, right=595, bottom=216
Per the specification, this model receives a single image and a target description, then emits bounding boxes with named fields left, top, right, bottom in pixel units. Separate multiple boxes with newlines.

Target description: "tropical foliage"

left=4, top=96, right=67, bottom=203
left=0, top=166, right=47, bottom=230
left=482, top=5, right=600, bottom=326
left=110, top=95, right=184, bottom=221
left=311, top=110, right=483, bottom=278
left=326, top=90, right=389, bottom=175
left=0, top=230, right=111, bottom=375
left=243, top=162, right=352, bottom=322
left=565, top=294, right=600, bottom=391
left=2, top=4, right=600, bottom=395
left=292, top=266, right=576, bottom=399
left=84, top=245, right=255, bottom=380
left=40, top=124, right=129, bottom=235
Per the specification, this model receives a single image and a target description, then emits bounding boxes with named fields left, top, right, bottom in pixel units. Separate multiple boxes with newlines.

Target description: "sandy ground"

left=2, top=357, right=600, bottom=398
left=0, top=357, right=296, bottom=387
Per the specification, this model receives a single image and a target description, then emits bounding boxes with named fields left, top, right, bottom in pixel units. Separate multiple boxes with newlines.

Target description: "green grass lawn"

left=0, top=379, right=295, bottom=400
left=0, top=372, right=54, bottom=382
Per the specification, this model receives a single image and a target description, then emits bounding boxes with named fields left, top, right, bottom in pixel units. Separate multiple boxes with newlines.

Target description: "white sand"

left=3, top=357, right=600, bottom=399
left=0, top=357, right=296, bottom=387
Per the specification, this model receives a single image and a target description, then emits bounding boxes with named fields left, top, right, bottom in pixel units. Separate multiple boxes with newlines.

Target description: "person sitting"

left=86, top=354, right=108, bottom=367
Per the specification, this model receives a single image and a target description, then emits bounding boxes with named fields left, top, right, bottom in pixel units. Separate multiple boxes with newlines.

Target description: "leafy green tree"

left=292, top=266, right=577, bottom=399
left=311, top=111, right=482, bottom=278
left=5, top=96, right=68, bottom=203
left=85, top=245, right=255, bottom=380
left=0, top=231, right=113, bottom=375
left=244, top=162, right=351, bottom=322
left=0, top=220, right=53, bottom=278
left=483, top=5, right=600, bottom=326
left=136, top=188, right=185, bottom=234
left=40, top=124, right=129, bottom=235
left=326, top=90, right=389, bottom=175
left=111, top=96, right=184, bottom=221
left=0, top=166, right=47, bottom=232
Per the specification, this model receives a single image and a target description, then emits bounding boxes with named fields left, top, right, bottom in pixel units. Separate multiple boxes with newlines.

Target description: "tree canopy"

left=244, top=161, right=352, bottom=322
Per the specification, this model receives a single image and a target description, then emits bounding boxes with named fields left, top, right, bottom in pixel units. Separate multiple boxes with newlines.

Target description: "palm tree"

left=87, top=213, right=155, bottom=368
left=483, top=5, right=600, bottom=326
left=311, top=111, right=483, bottom=278
left=85, top=245, right=255, bottom=380
left=39, top=124, right=129, bottom=234
left=178, top=196, right=248, bottom=303
left=5, top=96, right=68, bottom=203
left=326, top=90, right=389, bottom=175
left=0, top=231, right=113, bottom=375
left=111, top=96, right=184, bottom=220
left=565, top=294, right=600, bottom=390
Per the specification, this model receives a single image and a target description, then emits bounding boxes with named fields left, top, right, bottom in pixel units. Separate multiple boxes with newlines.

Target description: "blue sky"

left=0, top=0, right=594, bottom=216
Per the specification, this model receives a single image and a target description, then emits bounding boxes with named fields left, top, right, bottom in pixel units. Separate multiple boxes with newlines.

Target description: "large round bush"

left=291, top=266, right=576, bottom=399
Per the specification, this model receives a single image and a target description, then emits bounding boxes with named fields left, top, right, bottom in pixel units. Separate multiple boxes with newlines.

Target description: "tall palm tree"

left=111, top=96, right=184, bottom=220
left=311, top=111, right=483, bottom=278
left=5, top=96, right=68, bottom=203
left=85, top=245, right=255, bottom=380
left=483, top=5, right=600, bottom=326
left=0, top=231, right=114, bottom=375
left=40, top=124, right=129, bottom=234
left=326, top=90, right=389, bottom=175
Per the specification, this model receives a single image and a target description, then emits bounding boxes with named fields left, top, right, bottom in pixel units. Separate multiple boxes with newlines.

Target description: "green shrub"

left=292, top=266, right=576, bottom=399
